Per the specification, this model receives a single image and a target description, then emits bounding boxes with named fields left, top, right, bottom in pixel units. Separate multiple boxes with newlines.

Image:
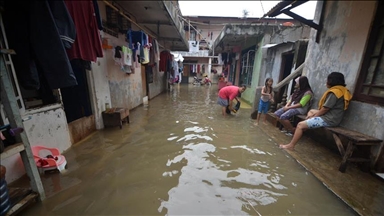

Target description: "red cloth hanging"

left=64, top=0, right=103, bottom=62
left=160, top=51, right=172, bottom=72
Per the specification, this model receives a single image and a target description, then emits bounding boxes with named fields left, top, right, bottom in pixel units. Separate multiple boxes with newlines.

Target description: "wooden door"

left=141, top=65, right=147, bottom=97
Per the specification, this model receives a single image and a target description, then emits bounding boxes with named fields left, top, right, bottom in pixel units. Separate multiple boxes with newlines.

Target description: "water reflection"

left=160, top=119, right=289, bottom=215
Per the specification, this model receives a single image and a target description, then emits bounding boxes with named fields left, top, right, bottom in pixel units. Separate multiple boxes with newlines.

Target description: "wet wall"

left=304, top=1, right=384, bottom=170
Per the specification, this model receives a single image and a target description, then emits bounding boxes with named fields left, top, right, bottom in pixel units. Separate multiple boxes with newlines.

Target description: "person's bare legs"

left=279, top=120, right=309, bottom=150
left=254, top=112, right=261, bottom=125
left=222, top=106, right=227, bottom=116
left=279, top=119, right=295, bottom=133
left=262, top=113, right=268, bottom=125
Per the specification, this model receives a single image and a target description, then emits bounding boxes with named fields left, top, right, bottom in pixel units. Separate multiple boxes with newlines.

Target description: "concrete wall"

left=91, top=1, right=165, bottom=127
left=182, top=57, right=210, bottom=83
left=304, top=1, right=384, bottom=169
left=262, top=43, right=295, bottom=88
left=106, top=33, right=143, bottom=109
left=304, top=1, right=376, bottom=95
left=2, top=104, right=72, bottom=182
left=240, top=39, right=263, bottom=105
left=240, top=26, right=310, bottom=106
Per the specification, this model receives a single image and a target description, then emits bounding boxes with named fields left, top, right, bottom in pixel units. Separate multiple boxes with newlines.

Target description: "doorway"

left=181, top=65, right=189, bottom=84
left=277, top=52, right=294, bottom=103
left=141, top=65, right=148, bottom=98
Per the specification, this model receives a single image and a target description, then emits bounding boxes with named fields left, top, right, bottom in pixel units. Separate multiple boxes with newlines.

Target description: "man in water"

left=217, top=85, right=247, bottom=116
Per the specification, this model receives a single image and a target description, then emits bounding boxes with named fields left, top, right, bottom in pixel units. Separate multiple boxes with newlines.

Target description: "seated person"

left=280, top=72, right=352, bottom=150
left=274, top=76, right=313, bottom=135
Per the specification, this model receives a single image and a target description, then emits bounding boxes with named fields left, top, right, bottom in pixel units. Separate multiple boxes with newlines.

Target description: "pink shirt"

left=218, top=86, right=239, bottom=100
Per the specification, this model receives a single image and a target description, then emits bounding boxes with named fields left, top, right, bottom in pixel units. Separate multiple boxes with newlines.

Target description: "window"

left=355, top=1, right=384, bottom=105
left=240, top=48, right=255, bottom=86
left=190, top=30, right=196, bottom=41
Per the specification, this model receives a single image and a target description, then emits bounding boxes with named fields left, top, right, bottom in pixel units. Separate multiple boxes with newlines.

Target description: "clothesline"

left=180, top=63, right=223, bottom=66
left=103, top=0, right=157, bottom=40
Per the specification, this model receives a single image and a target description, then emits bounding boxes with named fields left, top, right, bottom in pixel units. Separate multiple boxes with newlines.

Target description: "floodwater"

left=21, top=84, right=356, bottom=215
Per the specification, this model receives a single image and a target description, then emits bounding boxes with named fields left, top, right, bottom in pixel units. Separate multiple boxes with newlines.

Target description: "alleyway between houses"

left=12, top=84, right=383, bottom=215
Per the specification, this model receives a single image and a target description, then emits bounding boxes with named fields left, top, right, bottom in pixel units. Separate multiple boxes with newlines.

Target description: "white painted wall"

left=2, top=104, right=72, bottom=182
left=88, top=39, right=112, bottom=130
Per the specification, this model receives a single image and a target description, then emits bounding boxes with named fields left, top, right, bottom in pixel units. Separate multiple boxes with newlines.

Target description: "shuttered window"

left=355, top=1, right=384, bottom=105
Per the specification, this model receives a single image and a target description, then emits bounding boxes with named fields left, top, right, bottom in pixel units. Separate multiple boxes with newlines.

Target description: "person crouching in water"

left=255, top=78, right=274, bottom=125
left=280, top=72, right=352, bottom=150
left=217, top=85, right=247, bottom=116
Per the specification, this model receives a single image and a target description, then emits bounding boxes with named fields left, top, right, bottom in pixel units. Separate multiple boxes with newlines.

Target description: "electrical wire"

left=259, top=0, right=266, bottom=15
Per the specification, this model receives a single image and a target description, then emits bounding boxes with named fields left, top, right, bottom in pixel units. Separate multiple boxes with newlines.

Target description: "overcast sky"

left=178, top=1, right=317, bottom=19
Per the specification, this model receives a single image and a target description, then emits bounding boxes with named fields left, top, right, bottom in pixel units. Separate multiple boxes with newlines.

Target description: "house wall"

left=182, top=57, right=210, bottom=83
left=304, top=1, right=384, bottom=169
left=90, top=1, right=165, bottom=131
left=262, top=44, right=295, bottom=89
left=240, top=26, right=310, bottom=106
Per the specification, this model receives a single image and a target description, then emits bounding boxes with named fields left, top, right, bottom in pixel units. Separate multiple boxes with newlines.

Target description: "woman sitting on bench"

left=274, top=76, right=313, bottom=136
left=280, top=72, right=352, bottom=150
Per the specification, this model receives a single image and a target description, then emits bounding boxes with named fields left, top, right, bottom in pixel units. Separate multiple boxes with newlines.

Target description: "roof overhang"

left=212, top=25, right=266, bottom=54
left=263, top=0, right=321, bottom=31
left=107, top=0, right=189, bottom=51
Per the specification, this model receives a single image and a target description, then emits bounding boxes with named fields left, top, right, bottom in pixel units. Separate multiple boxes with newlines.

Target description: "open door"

left=181, top=65, right=189, bottom=84
left=141, top=65, right=147, bottom=97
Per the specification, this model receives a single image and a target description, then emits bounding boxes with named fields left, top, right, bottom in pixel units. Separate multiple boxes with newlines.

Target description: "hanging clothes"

left=3, top=0, right=77, bottom=90
left=153, top=39, right=160, bottom=62
left=92, top=0, right=103, bottom=30
left=142, top=47, right=150, bottom=64
left=114, top=46, right=122, bottom=58
left=65, top=0, right=103, bottom=62
left=127, top=30, right=147, bottom=50
left=113, top=46, right=123, bottom=68
left=60, top=59, right=93, bottom=123
left=218, top=53, right=223, bottom=65
left=159, top=51, right=172, bottom=72
left=122, top=46, right=132, bottom=66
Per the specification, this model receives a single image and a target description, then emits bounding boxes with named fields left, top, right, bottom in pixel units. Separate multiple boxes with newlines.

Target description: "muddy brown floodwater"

left=19, top=84, right=357, bottom=215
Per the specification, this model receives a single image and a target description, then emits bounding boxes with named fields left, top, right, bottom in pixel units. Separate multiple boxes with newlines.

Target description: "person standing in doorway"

left=255, top=78, right=274, bottom=126
left=280, top=72, right=352, bottom=150
left=217, top=85, right=247, bottom=116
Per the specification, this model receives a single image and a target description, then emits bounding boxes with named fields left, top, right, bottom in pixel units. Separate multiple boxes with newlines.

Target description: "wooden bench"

left=295, top=114, right=383, bottom=172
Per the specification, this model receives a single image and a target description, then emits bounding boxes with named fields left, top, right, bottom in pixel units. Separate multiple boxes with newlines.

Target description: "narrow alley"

left=13, top=85, right=357, bottom=215
left=1, top=1, right=384, bottom=215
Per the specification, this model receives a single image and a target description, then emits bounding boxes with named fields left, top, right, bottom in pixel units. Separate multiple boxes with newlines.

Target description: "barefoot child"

left=255, top=78, right=274, bottom=125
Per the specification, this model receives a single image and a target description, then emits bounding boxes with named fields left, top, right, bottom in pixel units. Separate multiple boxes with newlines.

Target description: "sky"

left=178, top=1, right=317, bottom=20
